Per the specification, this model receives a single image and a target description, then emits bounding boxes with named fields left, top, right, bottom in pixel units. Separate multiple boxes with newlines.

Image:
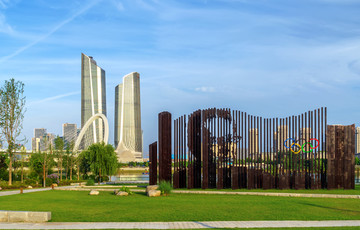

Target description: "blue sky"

left=1, top=0, right=360, bottom=154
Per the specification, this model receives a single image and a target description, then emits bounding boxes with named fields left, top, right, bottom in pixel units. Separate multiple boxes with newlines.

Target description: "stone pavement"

left=0, top=186, right=78, bottom=197
left=1, top=220, right=360, bottom=229
left=0, top=187, right=53, bottom=196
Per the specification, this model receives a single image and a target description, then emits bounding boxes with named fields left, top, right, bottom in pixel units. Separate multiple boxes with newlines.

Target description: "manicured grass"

left=1, top=190, right=360, bottom=222
left=176, top=185, right=360, bottom=195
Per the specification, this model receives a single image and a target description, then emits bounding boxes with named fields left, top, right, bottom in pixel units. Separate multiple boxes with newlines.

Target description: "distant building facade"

left=62, top=123, right=77, bottom=148
left=31, top=128, right=55, bottom=152
left=249, top=128, right=258, bottom=154
left=81, top=53, right=107, bottom=149
left=275, top=125, right=288, bottom=151
left=32, top=128, right=46, bottom=152
left=115, top=72, right=143, bottom=162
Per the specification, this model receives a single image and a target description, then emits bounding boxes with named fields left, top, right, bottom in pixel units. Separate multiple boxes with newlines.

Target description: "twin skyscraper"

left=80, top=53, right=143, bottom=162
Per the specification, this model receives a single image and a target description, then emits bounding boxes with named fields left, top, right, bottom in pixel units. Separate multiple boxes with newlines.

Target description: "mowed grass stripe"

left=0, top=190, right=360, bottom=222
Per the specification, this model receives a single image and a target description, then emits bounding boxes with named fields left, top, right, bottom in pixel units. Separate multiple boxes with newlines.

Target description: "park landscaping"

left=1, top=190, right=360, bottom=222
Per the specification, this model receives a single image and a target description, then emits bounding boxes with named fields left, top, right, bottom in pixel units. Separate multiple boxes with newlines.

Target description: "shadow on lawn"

left=295, top=201, right=360, bottom=214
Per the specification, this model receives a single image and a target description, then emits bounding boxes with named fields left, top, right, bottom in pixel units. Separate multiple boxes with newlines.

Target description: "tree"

left=65, top=141, right=76, bottom=180
left=19, top=145, right=26, bottom=183
left=42, top=136, right=54, bottom=187
left=78, top=150, right=91, bottom=178
left=82, top=142, right=117, bottom=185
left=0, top=79, right=26, bottom=185
left=0, top=152, right=8, bottom=180
left=29, top=151, right=55, bottom=185
left=54, top=136, right=64, bottom=181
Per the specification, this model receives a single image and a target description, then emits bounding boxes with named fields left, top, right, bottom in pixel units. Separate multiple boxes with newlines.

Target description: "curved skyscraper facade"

left=81, top=53, right=107, bottom=149
left=115, top=72, right=142, bottom=162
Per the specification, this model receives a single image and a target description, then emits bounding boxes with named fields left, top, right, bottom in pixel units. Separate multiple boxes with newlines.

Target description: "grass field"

left=1, top=190, right=360, bottom=222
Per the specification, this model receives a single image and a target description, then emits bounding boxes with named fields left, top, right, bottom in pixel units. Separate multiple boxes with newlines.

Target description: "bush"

left=58, top=180, right=71, bottom=186
left=120, top=186, right=133, bottom=195
left=0, top=181, right=26, bottom=190
left=86, top=179, right=95, bottom=186
left=158, top=180, right=172, bottom=195
left=45, top=178, right=53, bottom=187
left=47, top=173, right=59, bottom=184
left=356, top=157, right=360, bottom=165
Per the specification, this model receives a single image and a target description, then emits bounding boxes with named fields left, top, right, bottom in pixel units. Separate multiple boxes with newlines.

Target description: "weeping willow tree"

left=0, top=79, right=26, bottom=185
left=82, top=142, right=117, bottom=184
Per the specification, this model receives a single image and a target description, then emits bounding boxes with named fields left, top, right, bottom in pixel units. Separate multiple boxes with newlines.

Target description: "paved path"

left=0, top=186, right=77, bottom=197
left=0, top=188, right=52, bottom=196
left=1, top=220, right=360, bottom=229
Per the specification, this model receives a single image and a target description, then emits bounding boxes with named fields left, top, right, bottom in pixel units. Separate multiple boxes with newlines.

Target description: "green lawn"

left=175, top=185, right=360, bottom=195
left=1, top=190, right=360, bottom=222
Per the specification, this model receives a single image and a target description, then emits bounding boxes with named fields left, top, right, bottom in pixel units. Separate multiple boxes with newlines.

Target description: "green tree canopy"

left=82, top=142, right=117, bottom=183
left=29, top=152, right=55, bottom=180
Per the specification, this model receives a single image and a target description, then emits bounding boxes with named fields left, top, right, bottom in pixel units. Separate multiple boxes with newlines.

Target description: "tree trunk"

left=77, top=165, right=80, bottom=181
left=21, top=160, right=23, bottom=184
left=8, top=154, right=12, bottom=186
left=60, top=158, right=63, bottom=181
left=57, top=159, right=60, bottom=179
left=98, top=168, right=101, bottom=185
left=43, top=164, right=46, bottom=187
left=70, top=167, right=72, bottom=181
left=43, top=152, right=46, bottom=187
left=66, top=157, right=69, bottom=180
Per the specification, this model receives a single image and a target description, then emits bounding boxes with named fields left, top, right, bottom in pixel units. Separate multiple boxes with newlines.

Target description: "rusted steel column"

left=149, top=142, right=157, bottom=185
left=327, top=124, right=355, bottom=189
left=159, top=111, right=172, bottom=183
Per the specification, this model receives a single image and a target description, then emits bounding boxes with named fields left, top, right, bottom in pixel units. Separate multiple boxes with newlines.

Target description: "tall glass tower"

left=115, top=72, right=142, bottom=162
left=81, top=53, right=107, bottom=149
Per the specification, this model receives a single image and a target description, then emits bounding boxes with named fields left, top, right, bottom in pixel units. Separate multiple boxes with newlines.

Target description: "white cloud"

left=195, top=86, right=215, bottom=93
left=0, top=13, right=13, bottom=34
left=111, top=0, right=125, bottom=11
left=27, top=91, right=80, bottom=107
left=0, top=0, right=10, bottom=9
left=0, top=0, right=101, bottom=63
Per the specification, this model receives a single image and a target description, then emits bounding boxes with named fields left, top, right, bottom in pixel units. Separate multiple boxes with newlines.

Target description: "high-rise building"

left=115, top=72, right=142, bottom=162
left=62, top=123, right=77, bottom=147
left=32, top=128, right=46, bottom=151
left=356, top=127, right=360, bottom=154
left=249, top=128, right=258, bottom=153
left=275, top=125, right=288, bottom=151
left=34, top=128, right=46, bottom=138
left=31, top=128, right=55, bottom=152
left=81, top=53, right=107, bottom=149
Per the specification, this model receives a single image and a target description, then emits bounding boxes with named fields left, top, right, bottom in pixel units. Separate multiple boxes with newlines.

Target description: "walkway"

left=1, top=220, right=360, bottom=229
left=0, top=187, right=52, bottom=196
left=0, top=186, right=77, bottom=197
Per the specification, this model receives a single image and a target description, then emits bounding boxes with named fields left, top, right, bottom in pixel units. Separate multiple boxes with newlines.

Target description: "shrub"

left=47, top=173, right=59, bottom=184
left=86, top=179, right=95, bottom=186
left=120, top=186, right=133, bottom=195
left=58, top=180, right=71, bottom=186
left=45, top=178, right=53, bottom=187
left=158, top=180, right=172, bottom=195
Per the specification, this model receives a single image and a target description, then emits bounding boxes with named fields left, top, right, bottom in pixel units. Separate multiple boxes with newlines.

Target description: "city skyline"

left=0, top=1, right=359, bottom=154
